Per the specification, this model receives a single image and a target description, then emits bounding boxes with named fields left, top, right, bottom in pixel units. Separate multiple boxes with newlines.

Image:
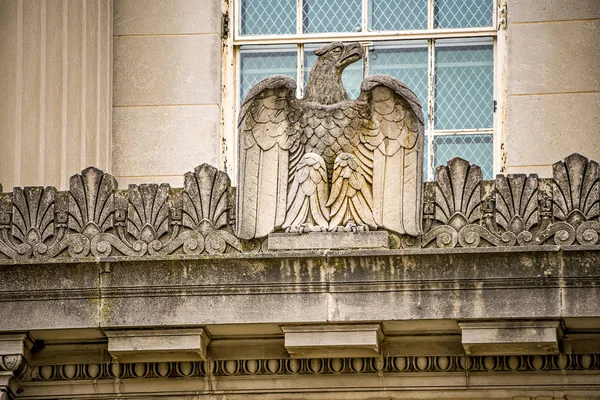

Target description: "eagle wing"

left=236, top=75, right=301, bottom=239
left=354, top=74, right=425, bottom=236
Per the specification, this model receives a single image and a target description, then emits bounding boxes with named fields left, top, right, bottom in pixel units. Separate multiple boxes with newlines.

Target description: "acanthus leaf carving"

left=495, top=174, right=539, bottom=235
left=68, top=166, right=117, bottom=237
left=422, top=157, right=482, bottom=248
left=434, top=157, right=482, bottom=228
left=127, top=184, right=170, bottom=244
left=553, top=153, right=599, bottom=224
left=179, top=164, right=241, bottom=255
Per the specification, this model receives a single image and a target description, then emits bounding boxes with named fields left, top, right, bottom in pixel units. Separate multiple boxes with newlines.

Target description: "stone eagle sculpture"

left=237, top=42, right=424, bottom=239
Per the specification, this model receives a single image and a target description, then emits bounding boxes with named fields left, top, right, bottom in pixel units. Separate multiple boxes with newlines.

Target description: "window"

left=223, top=0, right=501, bottom=181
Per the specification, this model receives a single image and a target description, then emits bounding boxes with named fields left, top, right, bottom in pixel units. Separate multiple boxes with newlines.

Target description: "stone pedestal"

left=268, top=231, right=389, bottom=251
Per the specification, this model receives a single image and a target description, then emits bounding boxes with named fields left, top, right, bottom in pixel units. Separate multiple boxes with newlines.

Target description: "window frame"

left=222, top=0, right=504, bottom=182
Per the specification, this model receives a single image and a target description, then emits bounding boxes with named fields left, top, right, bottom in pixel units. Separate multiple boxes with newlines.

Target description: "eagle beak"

left=336, top=43, right=364, bottom=69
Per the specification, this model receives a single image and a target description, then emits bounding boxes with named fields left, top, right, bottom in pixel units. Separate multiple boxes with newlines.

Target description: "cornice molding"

left=25, top=354, right=600, bottom=382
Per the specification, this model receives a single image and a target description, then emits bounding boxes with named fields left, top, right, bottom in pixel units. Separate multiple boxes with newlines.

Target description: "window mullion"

left=233, top=0, right=241, bottom=39
left=362, top=0, right=369, bottom=32
left=363, top=44, right=369, bottom=79
left=428, top=0, right=434, bottom=30
left=297, top=0, right=303, bottom=34
left=297, top=44, right=304, bottom=98
left=493, top=34, right=503, bottom=175
left=428, top=38, right=436, bottom=180
left=434, top=129, right=494, bottom=136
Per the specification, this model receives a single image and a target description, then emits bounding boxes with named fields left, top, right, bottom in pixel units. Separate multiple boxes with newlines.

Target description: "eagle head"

left=314, top=42, right=364, bottom=72
left=305, top=42, right=364, bottom=105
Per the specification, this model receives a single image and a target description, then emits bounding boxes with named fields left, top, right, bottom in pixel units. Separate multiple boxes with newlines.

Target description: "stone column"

left=0, top=0, right=113, bottom=190
left=112, top=0, right=223, bottom=187
left=504, top=0, right=600, bottom=176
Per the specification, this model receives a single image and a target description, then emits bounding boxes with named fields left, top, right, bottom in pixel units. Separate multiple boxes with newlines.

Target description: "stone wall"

left=0, top=0, right=112, bottom=190
left=504, top=0, right=600, bottom=176
left=112, top=0, right=223, bottom=188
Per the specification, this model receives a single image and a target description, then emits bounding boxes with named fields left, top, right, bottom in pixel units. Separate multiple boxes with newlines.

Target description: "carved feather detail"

left=283, top=153, right=329, bottom=229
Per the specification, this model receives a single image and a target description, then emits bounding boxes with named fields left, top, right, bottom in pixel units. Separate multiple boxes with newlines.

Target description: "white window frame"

left=221, top=0, right=505, bottom=183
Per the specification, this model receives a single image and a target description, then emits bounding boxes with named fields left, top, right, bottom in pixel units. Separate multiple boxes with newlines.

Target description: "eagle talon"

left=286, top=224, right=327, bottom=234
left=329, top=223, right=370, bottom=233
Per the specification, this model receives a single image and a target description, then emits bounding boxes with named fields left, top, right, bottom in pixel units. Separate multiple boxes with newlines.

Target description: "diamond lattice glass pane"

left=241, top=0, right=296, bottom=35
left=434, top=39, right=493, bottom=130
left=434, top=134, right=493, bottom=179
left=369, top=0, right=428, bottom=31
left=304, top=44, right=363, bottom=99
left=240, top=46, right=297, bottom=102
left=434, top=0, right=493, bottom=28
left=303, top=0, right=362, bottom=33
left=369, top=41, right=429, bottom=129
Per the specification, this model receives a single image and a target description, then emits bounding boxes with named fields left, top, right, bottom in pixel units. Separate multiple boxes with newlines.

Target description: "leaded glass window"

left=229, top=0, right=499, bottom=180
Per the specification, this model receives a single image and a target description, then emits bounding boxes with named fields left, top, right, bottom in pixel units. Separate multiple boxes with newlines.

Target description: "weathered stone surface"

left=505, top=95, right=600, bottom=171
left=0, top=0, right=112, bottom=190
left=459, top=321, right=562, bottom=355
left=507, top=21, right=600, bottom=95
left=237, top=42, right=424, bottom=239
left=113, top=105, right=220, bottom=182
left=0, top=248, right=597, bottom=331
left=504, top=165, right=553, bottom=178
left=107, top=328, right=210, bottom=362
left=114, top=0, right=221, bottom=35
left=113, top=35, right=221, bottom=106
left=0, top=334, right=32, bottom=359
left=0, top=247, right=598, bottom=397
left=268, top=231, right=389, bottom=250
left=282, top=324, right=381, bottom=358
left=509, top=0, right=600, bottom=23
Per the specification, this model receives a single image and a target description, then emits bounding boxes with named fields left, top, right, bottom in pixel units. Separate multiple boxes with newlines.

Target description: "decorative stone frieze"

left=421, top=153, right=600, bottom=249
left=0, top=153, right=598, bottom=261
left=24, top=354, right=600, bottom=382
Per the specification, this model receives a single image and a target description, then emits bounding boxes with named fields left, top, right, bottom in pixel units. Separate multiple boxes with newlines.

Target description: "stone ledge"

left=268, top=231, right=389, bottom=251
left=0, top=248, right=598, bottom=331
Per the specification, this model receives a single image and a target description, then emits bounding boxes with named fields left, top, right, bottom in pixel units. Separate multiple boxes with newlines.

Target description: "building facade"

left=0, top=0, right=599, bottom=399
